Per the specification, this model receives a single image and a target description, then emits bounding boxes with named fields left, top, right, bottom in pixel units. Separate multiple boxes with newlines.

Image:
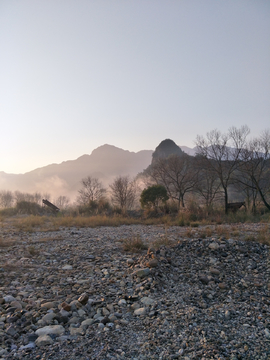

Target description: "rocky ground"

left=0, top=223, right=269, bottom=359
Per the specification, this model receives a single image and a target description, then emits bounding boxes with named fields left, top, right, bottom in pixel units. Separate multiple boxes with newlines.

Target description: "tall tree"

left=77, top=176, right=106, bottom=205
left=195, top=126, right=250, bottom=213
left=236, top=130, right=270, bottom=212
left=149, top=154, right=198, bottom=208
left=110, top=176, right=137, bottom=212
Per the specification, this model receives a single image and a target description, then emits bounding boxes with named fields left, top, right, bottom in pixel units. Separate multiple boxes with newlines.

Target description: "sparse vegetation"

left=28, top=245, right=40, bottom=256
left=121, top=235, right=148, bottom=252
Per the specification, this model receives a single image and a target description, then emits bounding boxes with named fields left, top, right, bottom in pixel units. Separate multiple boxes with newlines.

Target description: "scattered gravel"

left=0, top=223, right=269, bottom=359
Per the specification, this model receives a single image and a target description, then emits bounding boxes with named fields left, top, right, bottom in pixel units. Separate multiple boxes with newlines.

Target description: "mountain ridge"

left=0, top=143, right=196, bottom=200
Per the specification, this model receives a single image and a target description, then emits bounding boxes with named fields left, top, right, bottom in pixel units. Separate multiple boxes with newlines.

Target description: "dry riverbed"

left=0, top=223, right=269, bottom=359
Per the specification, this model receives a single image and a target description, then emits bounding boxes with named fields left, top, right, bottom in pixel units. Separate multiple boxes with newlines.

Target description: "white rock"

left=62, top=265, right=73, bottom=270
left=209, top=242, right=219, bottom=250
left=35, top=325, right=65, bottom=337
left=134, top=307, right=147, bottom=316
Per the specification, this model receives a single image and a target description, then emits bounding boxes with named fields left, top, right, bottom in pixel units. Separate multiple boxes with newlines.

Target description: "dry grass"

left=151, top=235, right=175, bottom=249
left=215, top=225, right=230, bottom=239
left=28, top=245, right=40, bottom=256
left=121, top=235, right=148, bottom=252
left=0, top=237, right=15, bottom=247
left=257, top=224, right=270, bottom=245
left=198, top=226, right=213, bottom=239
left=12, top=215, right=48, bottom=232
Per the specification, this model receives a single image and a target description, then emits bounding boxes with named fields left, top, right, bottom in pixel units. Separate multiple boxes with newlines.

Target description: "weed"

left=184, top=228, right=194, bottom=238
left=121, top=235, right=147, bottom=252
left=257, top=225, right=270, bottom=245
left=215, top=225, right=229, bottom=238
left=151, top=235, right=174, bottom=248
left=28, top=246, right=39, bottom=256
left=0, top=237, right=14, bottom=247
left=244, top=234, right=256, bottom=242
left=199, top=226, right=212, bottom=239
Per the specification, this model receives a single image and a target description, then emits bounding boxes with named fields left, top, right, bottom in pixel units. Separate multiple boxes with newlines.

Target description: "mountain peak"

left=152, top=139, right=184, bottom=161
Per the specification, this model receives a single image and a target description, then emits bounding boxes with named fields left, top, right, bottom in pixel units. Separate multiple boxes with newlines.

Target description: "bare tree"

left=196, top=125, right=250, bottom=213
left=110, top=176, right=137, bottom=212
left=236, top=129, right=270, bottom=212
left=149, top=154, right=198, bottom=209
left=77, top=176, right=106, bottom=205
left=0, top=190, right=14, bottom=208
left=195, top=156, right=222, bottom=210
left=55, top=195, right=70, bottom=209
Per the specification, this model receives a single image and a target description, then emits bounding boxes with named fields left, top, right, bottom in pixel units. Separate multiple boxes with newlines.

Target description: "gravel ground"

left=0, top=223, right=269, bottom=359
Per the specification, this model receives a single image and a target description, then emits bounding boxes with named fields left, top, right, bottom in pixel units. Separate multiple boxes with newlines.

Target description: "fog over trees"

left=0, top=126, right=269, bottom=215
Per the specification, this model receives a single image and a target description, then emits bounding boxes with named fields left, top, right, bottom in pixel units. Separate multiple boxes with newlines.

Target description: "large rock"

left=35, top=325, right=65, bottom=337
left=35, top=335, right=54, bottom=347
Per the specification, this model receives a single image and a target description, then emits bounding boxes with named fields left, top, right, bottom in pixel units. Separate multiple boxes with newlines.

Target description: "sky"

left=0, top=0, right=269, bottom=174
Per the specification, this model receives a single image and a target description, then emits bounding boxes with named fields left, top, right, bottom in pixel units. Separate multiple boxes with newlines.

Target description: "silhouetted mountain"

left=0, top=145, right=153, bottom=200
left=0, top=142, right=197, bottom=201
left=152, top=139, right=184, bottom=163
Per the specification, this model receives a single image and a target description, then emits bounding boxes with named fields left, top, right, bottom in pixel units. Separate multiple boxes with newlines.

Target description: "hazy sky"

left=1, top=0, right=269, bottom=174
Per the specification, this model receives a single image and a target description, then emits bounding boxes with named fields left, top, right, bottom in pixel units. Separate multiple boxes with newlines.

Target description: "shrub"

left=16, top=201, right=44, bottom=215
left=122, top=235, right=148, bottom=252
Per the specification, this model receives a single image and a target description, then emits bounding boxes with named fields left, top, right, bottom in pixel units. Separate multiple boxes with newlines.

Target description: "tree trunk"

left=224, top=187, right=228, bottom=214
left=251, top=176, right=270, bottom=211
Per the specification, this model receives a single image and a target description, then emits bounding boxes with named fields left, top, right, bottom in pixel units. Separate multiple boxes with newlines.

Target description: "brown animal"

left=227, top=202, right=246, bottom=212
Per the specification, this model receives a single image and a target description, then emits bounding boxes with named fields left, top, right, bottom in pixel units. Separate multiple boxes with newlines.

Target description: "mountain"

left=0, top=143, right=197, bottom=201
left=0, top=145, right=153, bottom=200
left=152, top=139, right=184, bottom=162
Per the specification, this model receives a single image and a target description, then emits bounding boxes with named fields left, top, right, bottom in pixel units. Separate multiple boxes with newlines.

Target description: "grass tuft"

left=121, top=235, right=148, bottom=252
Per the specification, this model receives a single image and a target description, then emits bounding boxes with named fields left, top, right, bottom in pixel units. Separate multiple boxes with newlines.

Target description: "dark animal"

left=227, top=202, right=246, bottom=212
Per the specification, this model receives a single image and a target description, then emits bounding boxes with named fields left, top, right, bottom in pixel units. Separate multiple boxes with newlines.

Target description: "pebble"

left=0, top=223, right=269, bottom=359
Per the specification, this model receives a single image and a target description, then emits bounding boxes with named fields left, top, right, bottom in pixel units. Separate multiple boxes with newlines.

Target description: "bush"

left=16, top=201, right=44, bottom=215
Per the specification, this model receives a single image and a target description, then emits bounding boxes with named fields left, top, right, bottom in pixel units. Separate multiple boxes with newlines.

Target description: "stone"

left=199, top=275, right=209, bottom=285
left=6, top=325, right=17, bottom=337
left=118, top=299, right=126, bottom=306
left=218, top=282, right=228, bottom=290
left=264, top=328, right=270, bottom=338
left=78, top=293, right=89, bottom=305
left=3, top=295, right=16, bottom=303
left=140, top=297, right=156, bottom=306
left=61, top=302, right=71, bottom=311
left=146, top=258, right=158, bottom=268
left=69, top=326, right=85, bottom=336
left=10, top=300, right=23, bottom=310
left=209, top=242, right=219, bottom=250
left=134, top=308, right=147, bottom=316
left=135, top=268, right=150, bottom=278
left=81, top=318, right=94, bottom=328
left=42, top=312, right=56, bottom=324
left=62, top=265, right=73, bottom=270
left=41, top=301, right=57, bottom=309
left=35, top=325, right=65, bottom=337
left=35, top=334, right=54, bottom=347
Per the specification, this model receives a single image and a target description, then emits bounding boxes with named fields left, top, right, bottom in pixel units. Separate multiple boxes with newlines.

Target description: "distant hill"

left=0, top=143, right=196, bottom=201
left=0, top=145, right=153, bottom=200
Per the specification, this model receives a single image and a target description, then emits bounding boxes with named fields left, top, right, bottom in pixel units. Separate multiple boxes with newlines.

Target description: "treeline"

left=0, top=126, right=269, bottom=216
left=144, top=126, right=270, bottom=214
left=0, top=176, right=138, bottom=215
